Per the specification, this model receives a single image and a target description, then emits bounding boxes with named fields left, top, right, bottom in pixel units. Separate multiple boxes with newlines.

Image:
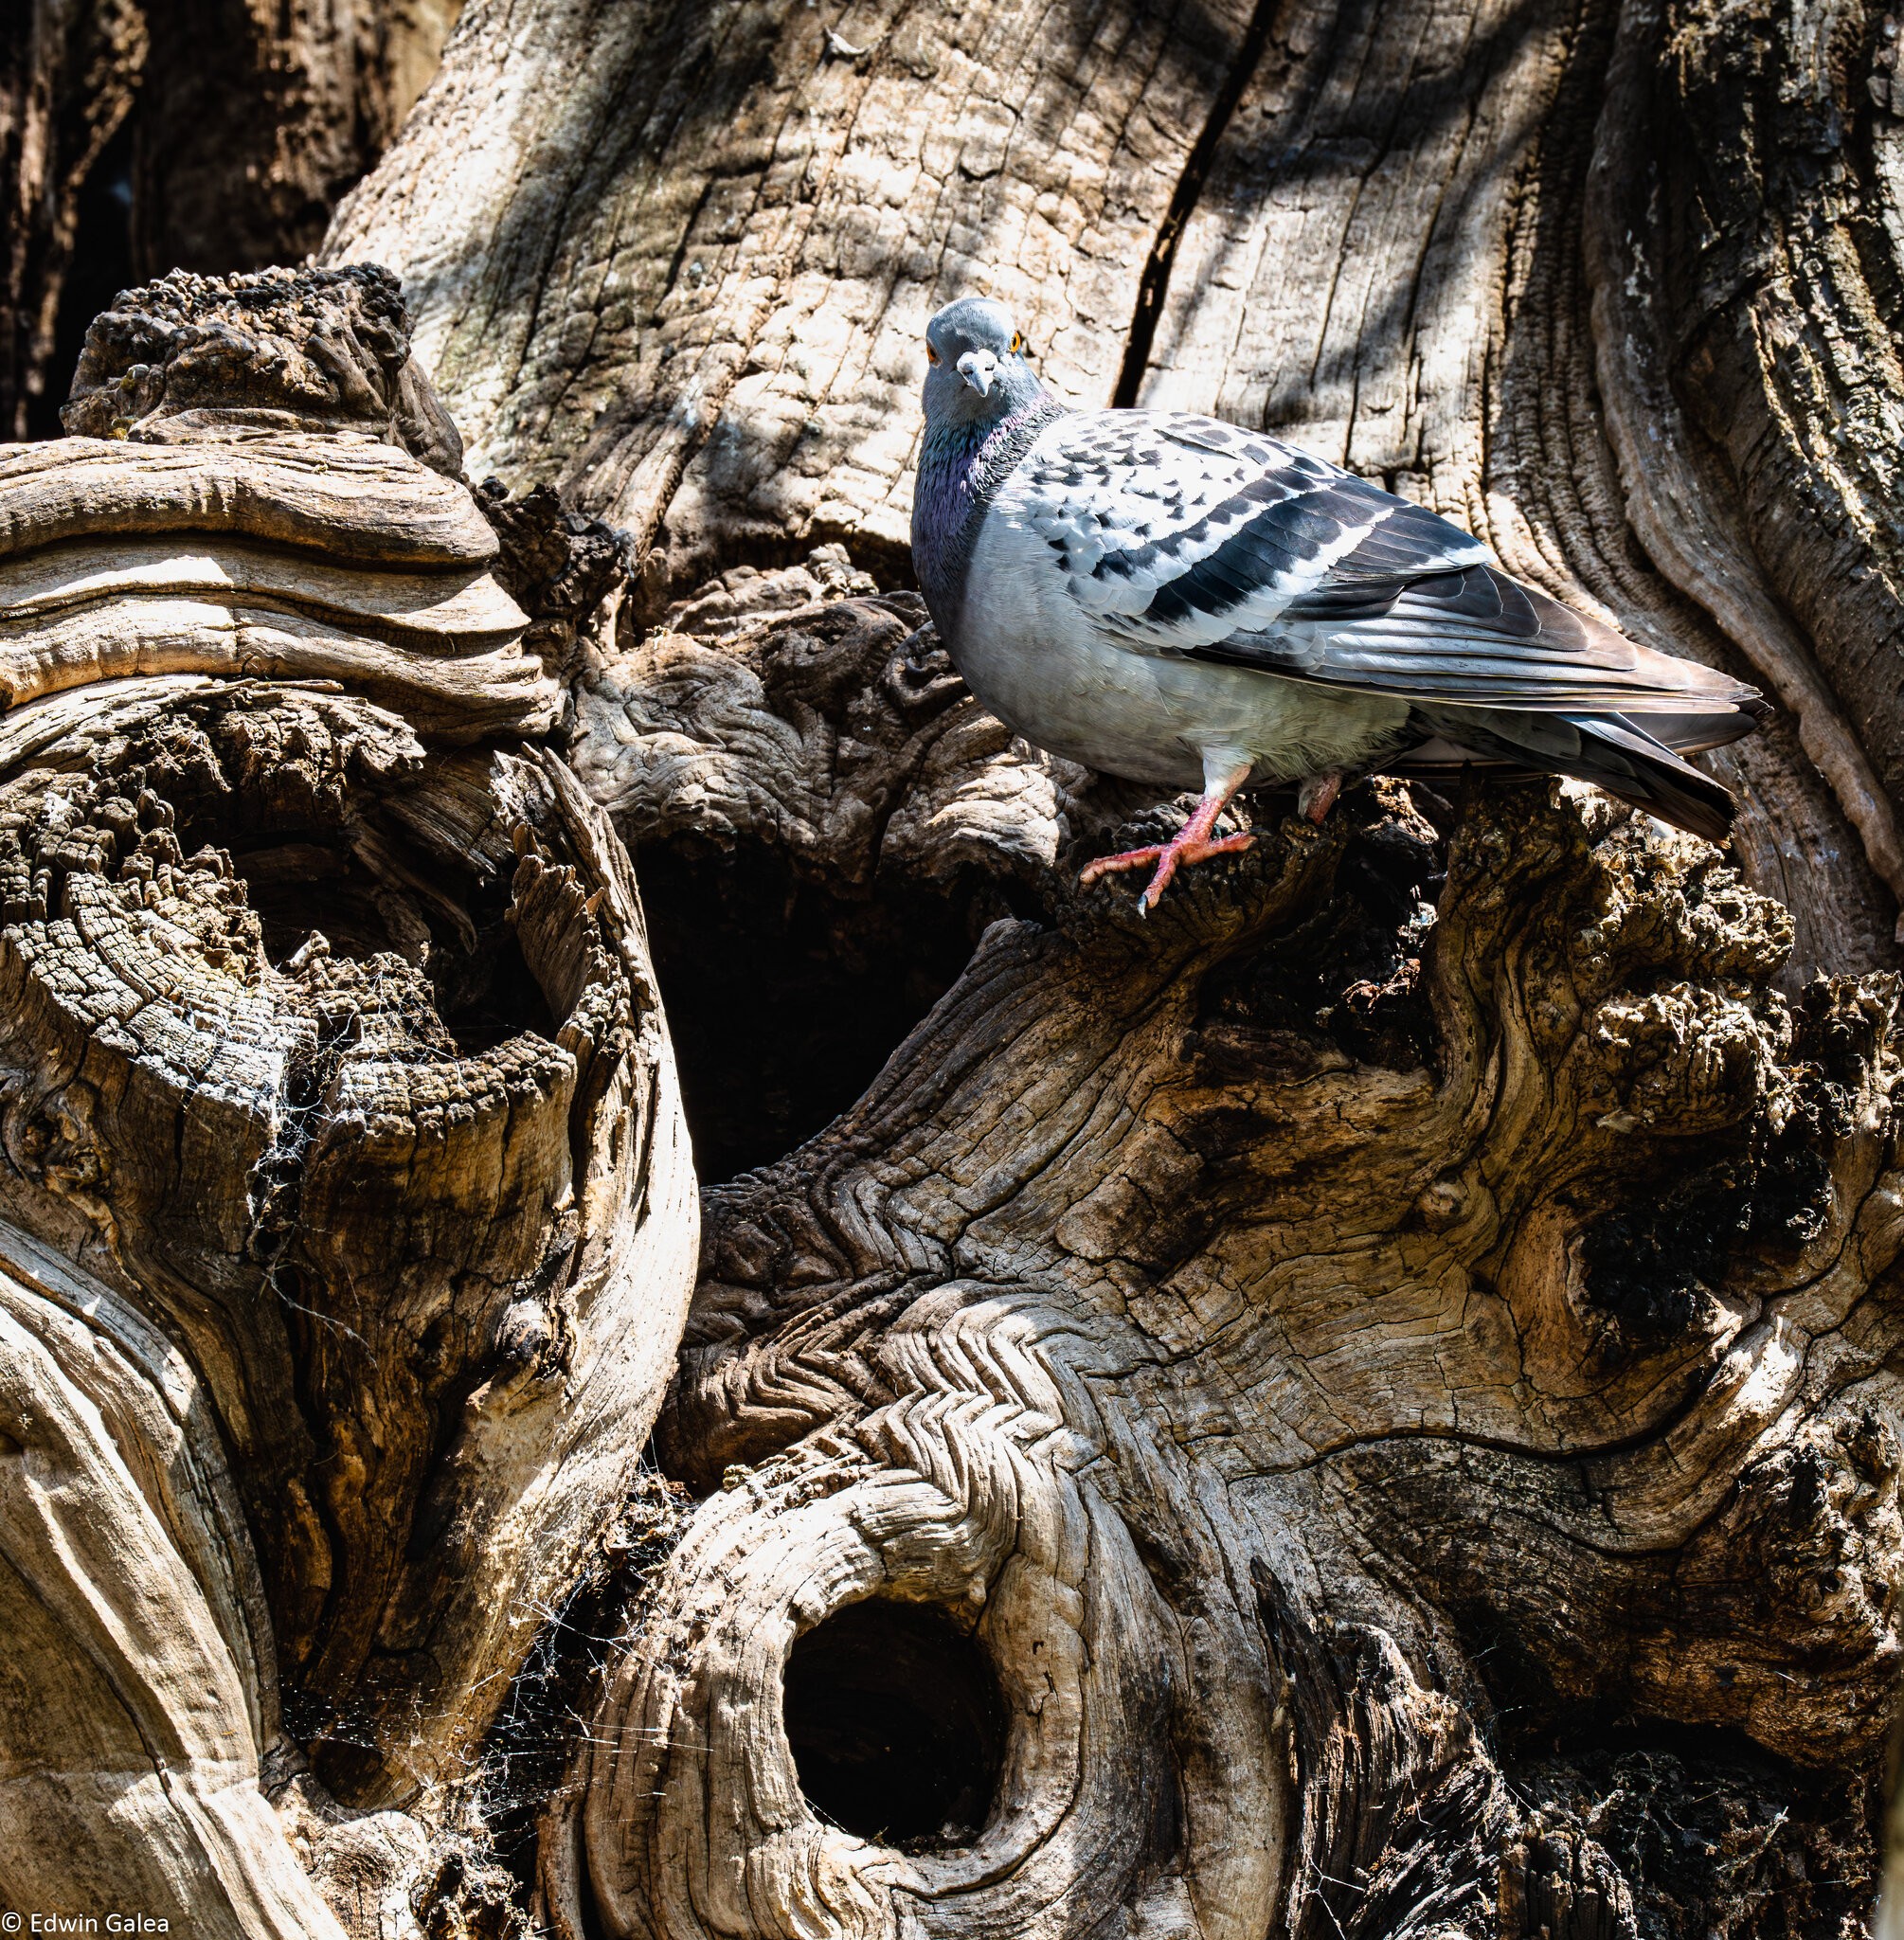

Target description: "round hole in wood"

left=781, top=1598, right=1005, bottom=1851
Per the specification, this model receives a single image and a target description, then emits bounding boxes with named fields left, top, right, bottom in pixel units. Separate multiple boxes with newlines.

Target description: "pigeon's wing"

left=1023, top=411, right=1759, bottom=720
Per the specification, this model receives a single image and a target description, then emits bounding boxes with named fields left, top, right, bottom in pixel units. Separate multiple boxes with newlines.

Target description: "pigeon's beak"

left=957, top=349, right=997, bottom=397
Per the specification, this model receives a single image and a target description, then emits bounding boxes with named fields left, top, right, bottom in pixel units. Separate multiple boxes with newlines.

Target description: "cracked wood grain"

left=0, top=265, right=697, bottom=1935
left=332, top=0, right=1904, bottom=980
left=549, top=705, right=1902, bottom=1936
left=12, top=0, right=1904, bottom=1926
left=321, top=1, right=1904, bottom=1920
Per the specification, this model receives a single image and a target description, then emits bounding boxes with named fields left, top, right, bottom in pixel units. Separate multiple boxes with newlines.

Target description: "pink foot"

left=1080, top=828, right=1254, bottom=913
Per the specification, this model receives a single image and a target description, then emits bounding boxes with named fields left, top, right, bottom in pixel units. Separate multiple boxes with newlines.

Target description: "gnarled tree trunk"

left=0, top=262, right=695, bottom=1932
left=9, top=0, right=1904, bottom=1934
left=0, top=0, right=459, bottom=439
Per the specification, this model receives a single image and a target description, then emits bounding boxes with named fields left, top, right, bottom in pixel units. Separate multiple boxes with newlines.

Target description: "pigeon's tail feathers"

left=1567, top=717, right=1737, bottom=842
left=1617, top=700, right=1768, bottom=754
left=1404, top=706, right=1744, bottom=843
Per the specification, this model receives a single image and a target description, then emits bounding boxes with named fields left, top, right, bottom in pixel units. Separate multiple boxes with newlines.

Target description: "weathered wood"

left=0, top=0, right=145, bottom=437
left=332, top=0, right=1903, bottom=980
left=0, top=1225, right=345, bottom=1939
left=327, top=0, right=1258, bottom=575
left=10, top=0, right=1904, bottom=1928
left=557, top=599, right=1898, bottom=1936
left=129, top=0, right=459, bottom=278
left=1587, top=0, right=1904, bottom=970
left=0, top=266, right=696, bottom=1931
left=0, top=0, right=457, bottom=440
left=328, top=0, right=1904, bottom=1929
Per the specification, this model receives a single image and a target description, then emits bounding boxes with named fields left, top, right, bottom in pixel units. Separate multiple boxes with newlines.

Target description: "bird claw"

left=1081, top=830, right=1255, bottom=911
left=1297, top=770, right=1346, bottom=824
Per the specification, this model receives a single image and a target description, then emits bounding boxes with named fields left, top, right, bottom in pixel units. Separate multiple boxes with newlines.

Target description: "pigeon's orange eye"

left=926, top=343, right=940, bottom=365
left=1011, top=332, right=1024, bottom=353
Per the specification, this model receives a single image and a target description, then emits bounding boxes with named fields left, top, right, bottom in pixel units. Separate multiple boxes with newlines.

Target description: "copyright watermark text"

left=0, top=1917, right=170, bottom=1932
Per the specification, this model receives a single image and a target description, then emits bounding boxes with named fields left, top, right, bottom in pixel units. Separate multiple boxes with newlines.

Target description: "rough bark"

left=129, top=0, right=461, bottom=277
left=0, top=0, right=146, bottom=438
left=11, top=0, right=1904, bottom=1935
left=0, top=0, right=458, bottom=440
left=324, top=0, right=1904, bottom=1931
left=552, top=585, right=1895, bottom=1940
left=0, top=264, right=696, bottom=1927
left=329, top=0, right=1904, bottom=977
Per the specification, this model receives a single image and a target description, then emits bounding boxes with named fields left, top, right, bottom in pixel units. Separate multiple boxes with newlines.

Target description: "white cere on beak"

left=957, top=348, right=997, bottom=397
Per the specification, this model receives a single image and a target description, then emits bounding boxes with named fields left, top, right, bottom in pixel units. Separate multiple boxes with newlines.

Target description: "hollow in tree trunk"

left=6, top=0, right=1904, bottom=1934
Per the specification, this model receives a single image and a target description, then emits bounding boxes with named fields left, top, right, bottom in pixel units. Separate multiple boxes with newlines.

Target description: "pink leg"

left=1080, top=760, right=1255, bottom=913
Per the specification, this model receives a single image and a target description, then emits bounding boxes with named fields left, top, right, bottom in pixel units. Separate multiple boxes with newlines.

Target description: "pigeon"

left=909, top=296, right=1768, bottom=911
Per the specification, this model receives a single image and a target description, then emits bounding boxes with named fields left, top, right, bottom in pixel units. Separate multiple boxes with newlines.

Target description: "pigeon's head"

left=923, top=296, right=1042, bottom=430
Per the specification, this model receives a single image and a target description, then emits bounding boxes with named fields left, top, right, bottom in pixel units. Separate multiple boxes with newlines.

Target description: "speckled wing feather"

left=1022, top=412, right=1753, bottom=717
